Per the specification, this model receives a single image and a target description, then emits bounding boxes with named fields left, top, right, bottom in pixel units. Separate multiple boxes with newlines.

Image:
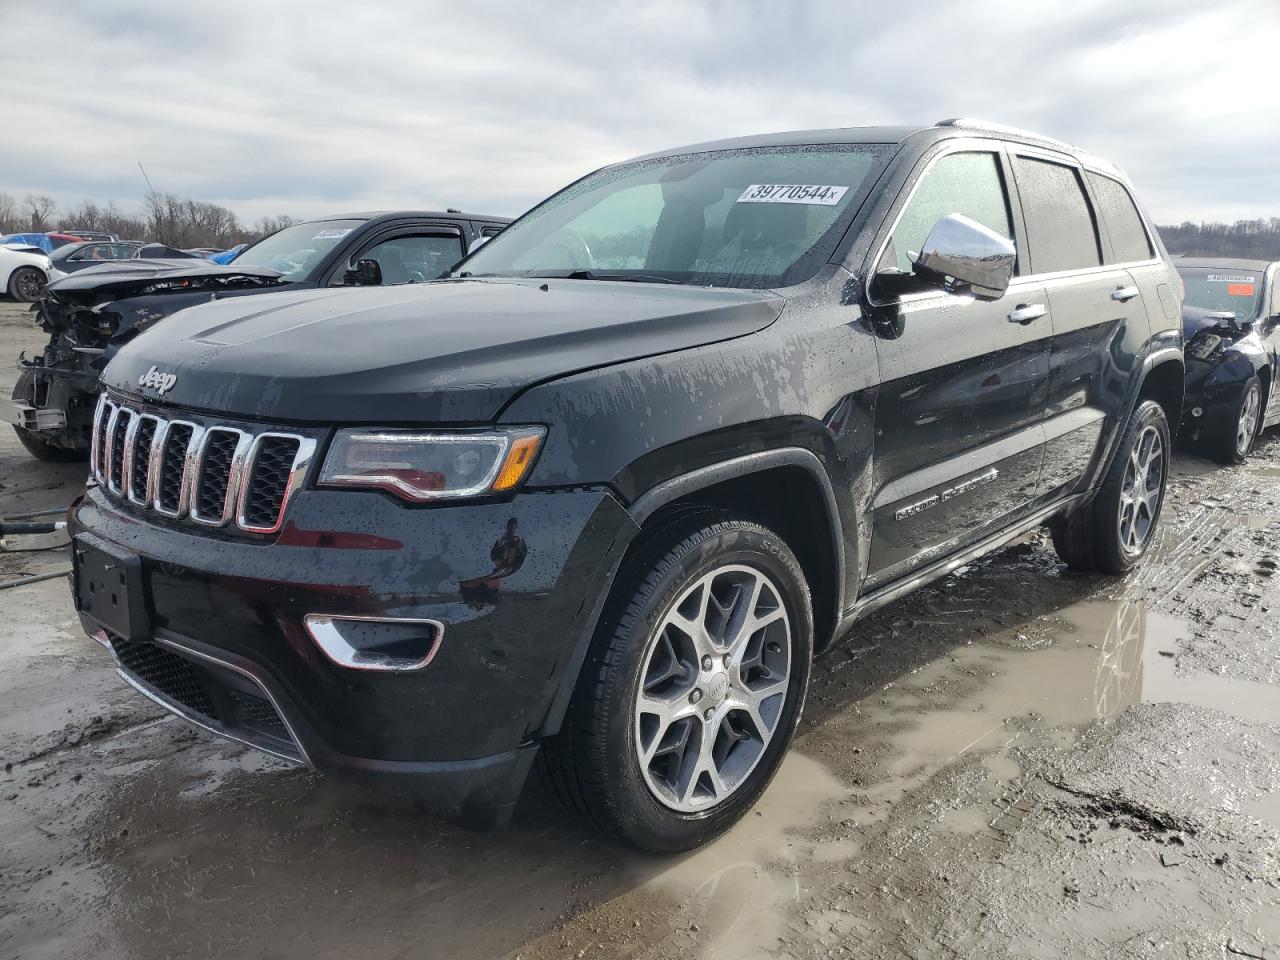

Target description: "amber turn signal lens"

left=493, top=433, right=544, bottom=491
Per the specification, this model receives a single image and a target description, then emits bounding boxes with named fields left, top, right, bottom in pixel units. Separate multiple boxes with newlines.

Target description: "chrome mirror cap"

left=914, top=213, right=1016, bottom=301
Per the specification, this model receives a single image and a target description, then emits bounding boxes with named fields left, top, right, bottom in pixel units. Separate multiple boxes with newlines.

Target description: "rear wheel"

left=1204, top=375, right=1261, bottom=465
left=7, top=266, right=45, bottom=303
left=544, top=513, right=813, bottom=852
left=1052, top=399, right=1170, bottom=574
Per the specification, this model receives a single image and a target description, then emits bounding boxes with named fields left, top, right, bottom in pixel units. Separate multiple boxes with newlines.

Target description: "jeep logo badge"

left=138, top=365, right=178, bottom=395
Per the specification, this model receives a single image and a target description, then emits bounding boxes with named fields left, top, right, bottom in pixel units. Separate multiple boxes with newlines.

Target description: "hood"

left=2, top=243, right=48, bottom=258
left=102, top=277, right=784, bottom=422
left=46, top=260, right=283, bottom=298
left=1182, top=304, right=1248, bottom=341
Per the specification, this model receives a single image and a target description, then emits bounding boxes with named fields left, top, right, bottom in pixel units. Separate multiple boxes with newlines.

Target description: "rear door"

left=1012, top=153, right=1148, bottom=495
left=862, top=142, right=1052, bottom=589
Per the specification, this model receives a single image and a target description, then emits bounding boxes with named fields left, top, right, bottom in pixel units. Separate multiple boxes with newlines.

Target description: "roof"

left=313, top=210, right=512, bottom=224
left=619, top=119, right=1115, bottom=172
left=629, top=126, right=926, bottom=163
left=1175, top=257, right=1276, bottom=271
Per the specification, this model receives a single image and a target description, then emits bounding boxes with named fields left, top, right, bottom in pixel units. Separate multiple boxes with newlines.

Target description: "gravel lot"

left=1, top=296, right=1277, bottom=959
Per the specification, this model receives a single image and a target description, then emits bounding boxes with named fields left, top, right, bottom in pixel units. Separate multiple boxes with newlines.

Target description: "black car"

left=58, top=229, right=120, bottom=242
left=1177, top=258, right=1280, bottom=462
left=69, top=120, right=1183, bottom=851
left=46, top=240, right=144, bottom=278
left=5, top=210, right=509, bottom=461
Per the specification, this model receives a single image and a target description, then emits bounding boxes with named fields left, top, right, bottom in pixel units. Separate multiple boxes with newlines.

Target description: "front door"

left=863, top=146, right=1052, bottom=588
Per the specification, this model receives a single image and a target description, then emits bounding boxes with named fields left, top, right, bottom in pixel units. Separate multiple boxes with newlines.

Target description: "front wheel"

left=1052, top=399, right=1170, bottom=574
left=7, top=266, right=46, bottom=303
left=545, top=513, right=813, bottom=852
left=10, top=372, right=88, bottom=462
left=1205, top=375, right=1261, bottom=465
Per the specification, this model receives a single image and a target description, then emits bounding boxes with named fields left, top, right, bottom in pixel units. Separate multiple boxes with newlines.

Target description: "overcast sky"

left=1, top=0, right=1276, bottom=227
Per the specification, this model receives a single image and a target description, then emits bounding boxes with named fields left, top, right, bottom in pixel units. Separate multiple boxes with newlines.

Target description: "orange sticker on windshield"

left=1228, top=283, right=1255, bottom=296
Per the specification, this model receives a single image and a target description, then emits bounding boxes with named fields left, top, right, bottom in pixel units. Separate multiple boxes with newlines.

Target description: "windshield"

left=1178, top=267, right=1266, bottom=322
left=232, top=219, right=365, bottom=280
left=461, top=144, right=891, bottom=289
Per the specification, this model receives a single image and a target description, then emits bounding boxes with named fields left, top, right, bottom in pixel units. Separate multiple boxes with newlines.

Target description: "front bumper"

left=72, top=481, right=638, bottom=814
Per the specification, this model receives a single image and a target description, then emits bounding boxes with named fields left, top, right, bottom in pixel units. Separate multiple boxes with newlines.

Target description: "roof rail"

left=935, top=118, right=1075, bottom=152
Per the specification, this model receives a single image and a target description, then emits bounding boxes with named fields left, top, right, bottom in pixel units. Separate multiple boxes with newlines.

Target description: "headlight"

left=1187, top=333, right=1223, bottom=361
left=319, top=427, right=545, bottom=502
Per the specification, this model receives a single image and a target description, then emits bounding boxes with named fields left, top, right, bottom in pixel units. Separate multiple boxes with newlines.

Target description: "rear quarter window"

left=1086, top=172, right=1153, bottom=264
left=1014, top=157, right=1102, bottom=274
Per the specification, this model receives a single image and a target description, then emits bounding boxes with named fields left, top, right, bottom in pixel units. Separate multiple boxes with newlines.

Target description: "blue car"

left=209, top=243, right=247, bottom=264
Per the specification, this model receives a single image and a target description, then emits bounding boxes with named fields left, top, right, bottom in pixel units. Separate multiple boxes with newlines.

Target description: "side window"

left=881, top=151, right=1013, bottom=276
left=1014, top=157, right=1101, bottom=274
left=341, top=234, right=464, bottom=284
left=1085, top=172, right=1153, bottom=264
left=481, top=225, right=504, bottom=238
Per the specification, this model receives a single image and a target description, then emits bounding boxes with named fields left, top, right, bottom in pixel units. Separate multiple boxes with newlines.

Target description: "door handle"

left=1111, top=286, right=1140, bottom=302
left=1007, top=303, right=1048, bottom=324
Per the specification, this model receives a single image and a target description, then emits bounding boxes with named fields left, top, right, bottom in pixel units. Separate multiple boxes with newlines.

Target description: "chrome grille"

left=92, top=395, right=315, bottom=534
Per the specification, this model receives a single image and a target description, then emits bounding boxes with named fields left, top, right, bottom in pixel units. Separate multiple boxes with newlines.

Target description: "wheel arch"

left=1137, top=351, right=1184, bottom=433
left=627, top=448, right=846, bottom=652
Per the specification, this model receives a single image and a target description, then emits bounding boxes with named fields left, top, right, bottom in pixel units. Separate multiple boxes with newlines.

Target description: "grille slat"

left=193, top=429, right=241, bottom=523
left=241, top=436, right=302, bottom=531
left=107, top=409, right=132, bottom=493
left=158, top=423, right=195, bottom=515
left=91, top=397, right=310, bottom=534
left=129, top=417, right=158, bottom=504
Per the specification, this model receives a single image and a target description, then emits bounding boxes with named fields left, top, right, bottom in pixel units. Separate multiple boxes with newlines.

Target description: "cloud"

left=0, top=0, right=1275, bottom=224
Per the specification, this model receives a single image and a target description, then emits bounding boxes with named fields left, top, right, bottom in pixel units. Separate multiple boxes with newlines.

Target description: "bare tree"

left=0, top=192, right=19, bottom=234
left=254, top=214, right=296, bottom=236
left=0, top=187, right=295, bottom=248
left=24, top=194, right=57, bottom=232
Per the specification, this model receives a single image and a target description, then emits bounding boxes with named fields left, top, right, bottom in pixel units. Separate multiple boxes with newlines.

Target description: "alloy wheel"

left=14, top=268, right=44, bottom=301
left=1117, top=425, right=1164, bottom=554
left=634, top=564, right=791, bottom=813
left=1237, top=382, right=1261, bottom=456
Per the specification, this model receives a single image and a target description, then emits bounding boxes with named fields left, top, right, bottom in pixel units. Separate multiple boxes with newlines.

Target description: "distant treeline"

left=0, top=191, right=295, bottom=249
left=1156, top=219, right=1280, bottom=260
left=3, top=188, right=1277, bottom=262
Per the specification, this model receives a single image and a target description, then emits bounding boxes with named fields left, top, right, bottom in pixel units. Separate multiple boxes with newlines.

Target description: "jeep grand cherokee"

left=69, top=119, right=1183, bottom=852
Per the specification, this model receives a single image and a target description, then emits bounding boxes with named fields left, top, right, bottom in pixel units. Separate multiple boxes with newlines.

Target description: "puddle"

left=634, top=752, right=850, bottom=959
left=813, top=595, right=1280, bottom=850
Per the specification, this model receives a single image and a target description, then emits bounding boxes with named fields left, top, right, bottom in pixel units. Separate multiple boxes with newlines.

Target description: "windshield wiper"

left=526, top=270, right=681, bottom=284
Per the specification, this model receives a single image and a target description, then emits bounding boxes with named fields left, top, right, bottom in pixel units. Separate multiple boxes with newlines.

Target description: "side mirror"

left=913, top=213, right=1016, bottom=301
left=342, top=258, right=382, bottom=286
left=467, top=236, right=491, bottom=255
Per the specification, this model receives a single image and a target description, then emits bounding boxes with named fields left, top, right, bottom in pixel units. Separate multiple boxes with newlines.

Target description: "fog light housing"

left=303, top=614, right=444, bottom=672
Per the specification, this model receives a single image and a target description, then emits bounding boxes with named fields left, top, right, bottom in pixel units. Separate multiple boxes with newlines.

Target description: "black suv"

left=69, top=120, right=1183, bottom=852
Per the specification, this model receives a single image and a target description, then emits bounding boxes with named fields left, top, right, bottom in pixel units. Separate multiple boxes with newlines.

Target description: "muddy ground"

left=1, top=296, right=1277, bottom=959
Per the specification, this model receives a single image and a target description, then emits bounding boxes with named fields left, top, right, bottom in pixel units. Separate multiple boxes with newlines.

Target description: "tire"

left=10, top=372, right=88, bottom=462
left=7, top=266, right=46, bottom=303
left=544, top=512, right=814, bottom=852
left=1052, top=399, right=1170, bottom=575
left=1204, top=375, right=1261, bottom=465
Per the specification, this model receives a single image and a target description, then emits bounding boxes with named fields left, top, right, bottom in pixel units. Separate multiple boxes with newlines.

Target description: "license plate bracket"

left=73, top=533, right=151, bottom=642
